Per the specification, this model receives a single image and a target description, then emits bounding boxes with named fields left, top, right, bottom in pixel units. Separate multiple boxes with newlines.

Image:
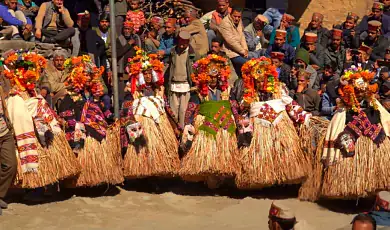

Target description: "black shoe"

left=0, top=199, right=8, bottom=209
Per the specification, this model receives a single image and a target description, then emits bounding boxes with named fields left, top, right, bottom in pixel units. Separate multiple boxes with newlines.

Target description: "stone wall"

left=288, top=0, right=373, bottom=33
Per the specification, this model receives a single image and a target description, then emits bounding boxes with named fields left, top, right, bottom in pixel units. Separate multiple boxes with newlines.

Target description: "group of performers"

left=2, top=47, right=390, bottom=202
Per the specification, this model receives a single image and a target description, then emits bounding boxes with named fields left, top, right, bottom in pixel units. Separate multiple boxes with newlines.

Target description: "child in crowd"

left=125, top=0, right=145, bottom=34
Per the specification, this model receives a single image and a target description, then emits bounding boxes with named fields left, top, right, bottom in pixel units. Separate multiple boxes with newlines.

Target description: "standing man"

left=219, top=7, right=248, bottom=76
left=35, top=0, right=75, bottom=44
left=157, top=18, right=176, bottom=63
left=167, top=31, right=195, bottom=128
left=244, top=14, right=269, bottom=58
left=180, top=8, right=209, bottom=58
left=324, top=29, right=346, bottom=73
left=266, top=29, right=295, bottom=66
left=301, top=12, right=329, bottom=48
left=269, top=13, right=300, bottom=49
left=205, top=0, right=231, bottom=49
left=0, top=75, right=16, bottom=215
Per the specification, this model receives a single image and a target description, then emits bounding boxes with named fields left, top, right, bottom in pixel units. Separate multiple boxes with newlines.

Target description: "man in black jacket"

left=361, top=20, right=390, bottom=61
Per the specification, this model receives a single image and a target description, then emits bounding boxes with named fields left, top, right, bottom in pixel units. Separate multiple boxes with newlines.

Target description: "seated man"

left=0, top=0, right=32, bottom=39
left=361, top=20, right=390, bottom=61
left=244, top=14, right=269, bottom=58
left=18, top=0, right=39, bottom=23
left=302, top=32, right=325, bottom=69
left=291, top=69, right=321, bottom=116
left=269, top=13, right=300, bottom=49
left=301, top=12, right=329, bottom=48
left=358, top=2, right=390, bottom=39
left=39, top=50, right=68, bottom=108
left=266, top=29, right=295, bottom=66
left=324, top=29, right=346, bottom=73
left=290, top=48, right=319, bottom=90
left=35, top=0, right=75, bottom=45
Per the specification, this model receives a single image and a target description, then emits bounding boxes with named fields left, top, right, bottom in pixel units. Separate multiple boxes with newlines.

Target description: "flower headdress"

left=241, top=57, right=279, bottom=104
left=191, top=54, right=231, bottom=97
left=2, top=49, right=47, bottom=93
left=126, top=47, right=164, bottom=93
left=338, top=65, right=377, bottom=112
left=64, top=55, right=105, bottom=97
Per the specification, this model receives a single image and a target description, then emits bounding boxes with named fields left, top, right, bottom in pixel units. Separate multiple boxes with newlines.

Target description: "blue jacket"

left=265, top=43, right=296, bottom=65
left=320, top=92, right=336, bottom=119
left=158, top=33, right=175, bottom=62
left=0, top=4, right=32, bottom=26
left=358, top=14, right=390, bottom=39
left=269, top=26, right=301, bottom=48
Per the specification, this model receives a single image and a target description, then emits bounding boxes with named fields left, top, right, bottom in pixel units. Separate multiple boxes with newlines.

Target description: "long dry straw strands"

left=321, top=137, right=390, bottom=199
left=47, top=132, right=81, bottom=180
left=298, top=134, right=326, bottom=201
left=235, top=112, right=311, bottom=189
left=69, top=122, right=124, bottom=187
left=179, top=115, right=239, bottom=182
left=15, top=140, right=58, bottom=188
left=123, top=114, right=180, bottom=178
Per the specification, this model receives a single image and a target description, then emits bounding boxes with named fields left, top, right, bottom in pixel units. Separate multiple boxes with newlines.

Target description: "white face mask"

left=126, top=122, right=144, bottom=142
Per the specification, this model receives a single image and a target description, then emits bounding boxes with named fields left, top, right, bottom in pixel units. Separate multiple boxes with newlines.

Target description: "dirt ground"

left=0, top=180, right=373, bottom=230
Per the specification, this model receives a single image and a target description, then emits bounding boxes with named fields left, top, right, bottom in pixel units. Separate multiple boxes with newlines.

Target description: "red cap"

left=166, top=18, right=177, bottom=25
left=305, top=32, right=318, bottom=43
left=275, top=29, right=287, bottom=38
left=368, top=20, right=382, bottom=32
left=271, top=52, right=285, bottom=61
left=359, top=44, right=373, bottom=54
left=332, top=29, right=343, bottom=38
left=77, top=10, right=90, bottom=20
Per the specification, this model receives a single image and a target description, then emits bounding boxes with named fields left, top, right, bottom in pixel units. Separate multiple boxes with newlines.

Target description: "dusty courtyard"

left=0, top=181, right=368, bottom=230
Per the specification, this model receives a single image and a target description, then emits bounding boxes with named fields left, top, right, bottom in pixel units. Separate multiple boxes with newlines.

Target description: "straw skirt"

left=235, top=112, right=311, bottom=189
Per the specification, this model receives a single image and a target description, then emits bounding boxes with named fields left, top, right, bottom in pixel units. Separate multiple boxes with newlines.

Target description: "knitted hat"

left=295, top=48, right=310, bottom=65
left=99, top=12, right=110, bottom=21
left=269, top=202, right=296, bottom=220
left=373, top=2, right=385, bottom=10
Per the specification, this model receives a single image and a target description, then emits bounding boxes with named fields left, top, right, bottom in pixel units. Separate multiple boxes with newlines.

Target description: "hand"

left=256, top=30, right=263, bottom=37
left=19, top=5, right=27, bottom=11
left=35, top=29, right=42, bottom=39
left=244, top=50, right=248, bottom=58
left=57, top=4, right=64, bottom=14
left=24, top=24, right=33, bottom=32
left=0, top=17, right=3, bottom=25
left=311, top=64, right=320, bottom=70
left=350, top=30, right=356, bottom=37
left=128, top=39, right=135, bottom=45
left=157, top=50, right=165, bottom=57
left=346, top=49, right=352, bottom=62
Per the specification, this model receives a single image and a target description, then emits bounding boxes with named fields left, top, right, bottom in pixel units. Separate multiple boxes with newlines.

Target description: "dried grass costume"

left=179, top=54, right=238, bottom=187
left=58, top=55, right=123, bottom=187
left=121, top=48, right=179, bottom=178
left=232, top=57, right=312, bottom=189
left=300, top=66, right=390, bottom=200
left=2, top=50, right=79, bottom=188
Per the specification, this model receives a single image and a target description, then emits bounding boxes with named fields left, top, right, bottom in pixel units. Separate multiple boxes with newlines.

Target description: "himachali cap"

left=269, top=202, right=296, bottom=220
left=373, top=2, right=385, bottom=10
left=275, top=29, right=287, bottom=38
left=270, top=52, right=285, bottom=61
left=255, top=14, right=269, bottom=24
left=312, top=12, right=324, bottom=21
left=178, top=31, right=190, bottom=40
left=332, top=29, right=343, bottom=38
left=375, top=191, right=390, bottom=211
left=166, top=18, right=177, bottom=25
left=359, top=44, right=373, bottom=54
left=77, top=10, right=90, bottom=20
left=305, top=32, right=318, bottom=43
left=282, top=13, right=295, bottom=23
left=368, top=20, right=382, bottom=31
left=347, top=12, right=359, bottom=22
